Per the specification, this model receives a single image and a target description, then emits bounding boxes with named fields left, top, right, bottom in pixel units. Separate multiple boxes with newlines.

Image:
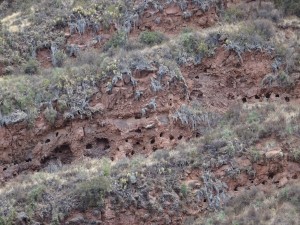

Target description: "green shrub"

left=279, top=184, right=300, bottom=209
left=103, top=31, right=127, bottom=51
left=223, top=7, right=244, bottom=23
left=273, top=0, right=300, bottom=17
left=249, top=148, right=262, bottom=163
left=235, top=123, right=262, bottom=146
left=27, top=185, right=46, bottom=210
left=74, top=176, right=110, bottom=212
left=290, top=149, right=300, bottom=163
left=139, top=31, right=166, bottom=46
left=24, top=58, right=39, bottom=75
left=44, top=106, right=57, bottom=124
left=180, top=184, right=188, bottom=198
left=253, top=19, right=275, bottom=40
left=52, top=50, right=66, bottom=67
left=223, top=2, right=281, bottom=23
left=180, top=32, right=199, bottom=54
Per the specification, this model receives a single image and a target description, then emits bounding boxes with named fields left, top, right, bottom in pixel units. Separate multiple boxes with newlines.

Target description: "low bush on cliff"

left=139, top=31, right=167, bottom=46
left=1, top=102, right=300, bottom=224
left=223, top=1, right=281, bottom=23
left=194, top=182, right=300, bottom=225
left=273, top=0, right=300, bottom=17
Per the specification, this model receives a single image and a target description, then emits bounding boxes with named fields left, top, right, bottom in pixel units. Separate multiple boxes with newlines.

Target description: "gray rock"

left=17, top=212, right=30, bottom=224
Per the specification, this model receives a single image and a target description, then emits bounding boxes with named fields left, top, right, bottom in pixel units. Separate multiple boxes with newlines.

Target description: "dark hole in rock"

left=268, top=172, right=275, bottom=179
left=86, top=143, right=93, bottom=149
left=3, top=167, right=7, bottom=171
left=45, top=139, right=51, bottom=143
left=135, top=114, right=142, bottom=119
left=178, top=135, right=183, bottom=140
left=170, top=135, right=174, bottom=140
left=152, top=146, right=158, bottom=151
left=150, top=138, right=155, bottom=144
left=203, top=199, right=207, bottom=203
left=110, top=157, right=114, bottom=161
left=195, top=76, right=199, bottom=79
left=242, top=97, right=247, bottom=103
left=255, top=95, right=260, bottom=99
left=53, top=144, right=74, bottom=164
left=251, top=180, right=254, bottom=184
left=41, top=156, right=52, bottom=164
left=285, top=97, right=290, bottom=102
left=234, top=186, right=238, bottom=191
left=143, top=147, right=146, bottom=150
left=196, top=133, right=200, bottom=138
left=125, top=139, right=128, bottom=143
left=56, top=132, right=59, bottom=137
left=228, top=93, right=235, bottom=100
left=292, top=174, right=298, bottom=179
left=136, top=141, right=140, bottom=145
left=96, top=138, right=110, bottom=151
left=26, top=158, right=32, bottom=162
left=262, top=180, right=266, bottom=185
left=160, top=132, right=164, bottom=137
left=135, top=128, right=142, bottom=133
left=14, top=162, right=18, bottom=165
left=131, top=150, right=135, bottom=155
left=275, top=94, right=279, bottom=98
left=265, top=93, right=271, bottom=98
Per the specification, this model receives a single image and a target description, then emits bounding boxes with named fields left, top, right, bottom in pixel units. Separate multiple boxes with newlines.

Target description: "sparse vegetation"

left=194, top=183, right=300, bottom=225
left=23, top=58, right=39, bottom=75
left=0, top=0, right=300, bottom=224
left=139, top=31, right=166, bottom=46
left=0, top=100, right=299, bottom=224
left=273, top=0, right=300, bottom=17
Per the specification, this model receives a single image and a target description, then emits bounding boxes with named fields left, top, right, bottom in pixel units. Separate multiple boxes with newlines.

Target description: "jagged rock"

left=66, top=214, right=85, bottom=225
left=165, top=6, right=180, bottom=15
left=2, top=111, right=27, bottom=125
left=278, top=177, right=288, bottom=188
left=265, top=150, right=284, bottom=160
left=130, top=174, right=137, bottom=184
left=17, top=212, right=30, bottom=225
left=89, top=103, right=105, bottom=113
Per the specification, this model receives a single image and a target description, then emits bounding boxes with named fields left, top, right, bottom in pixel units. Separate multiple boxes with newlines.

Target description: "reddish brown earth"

left=1, top=1, right=300, bottom=224
left=132, top=3, right=219, bottom=36
left=0, top=2, right=226, bottom=178
left=62, top=148, right=300, bottom=225
left=36, top=2, right=220, bottom=69
left=1, top=46, right=299, bottom=182
left=37, top=48, right=52, bottom=69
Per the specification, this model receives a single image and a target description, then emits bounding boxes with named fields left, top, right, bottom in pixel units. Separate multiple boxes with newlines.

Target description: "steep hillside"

left=0, top=0, right=299, bottom=224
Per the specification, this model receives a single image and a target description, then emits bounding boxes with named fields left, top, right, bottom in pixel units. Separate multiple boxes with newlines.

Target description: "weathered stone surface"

left=265, top=150, right=284, bottom=160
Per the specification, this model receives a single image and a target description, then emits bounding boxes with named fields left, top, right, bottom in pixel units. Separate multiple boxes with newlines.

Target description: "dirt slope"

left=0, top=0, right=300, bottom=224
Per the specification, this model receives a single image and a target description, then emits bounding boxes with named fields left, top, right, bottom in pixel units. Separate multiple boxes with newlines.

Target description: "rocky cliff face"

left=2, top=46, right=296, bottom=181
left=0, top=0, right=300, bottom=224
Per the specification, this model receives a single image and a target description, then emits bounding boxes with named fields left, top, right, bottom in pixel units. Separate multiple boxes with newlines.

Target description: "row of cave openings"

left=242, top=93, right=290, bottom=103
left=2, top=130, right=189, bottom=172
left=232, top=171, right=298, bottom=192
left=116, top=130, right=186, bottom=160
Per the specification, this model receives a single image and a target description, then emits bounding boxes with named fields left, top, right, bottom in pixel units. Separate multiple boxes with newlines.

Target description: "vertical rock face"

left=1, top=45, right=298, bottom=180
left=135, top=3, right=219, bottom=33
